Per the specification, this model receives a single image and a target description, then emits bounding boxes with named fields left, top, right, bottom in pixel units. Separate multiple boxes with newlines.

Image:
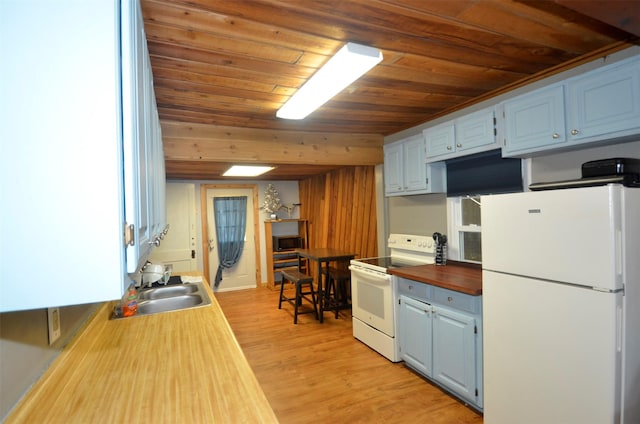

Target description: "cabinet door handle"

left=552, top=133, right=559, bottom=139
left=124, top=224, right=135, bottom=246
left=571, top=129, right=579, bottom=135
left=456, top=143, right=462, bottom=148
left=446, top=145, right=452, bottom=150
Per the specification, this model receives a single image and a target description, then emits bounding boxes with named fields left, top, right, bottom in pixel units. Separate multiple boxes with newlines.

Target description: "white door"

left=149, top=182, right=197, bottom=272
left=206, top=188, right=256, bottom=291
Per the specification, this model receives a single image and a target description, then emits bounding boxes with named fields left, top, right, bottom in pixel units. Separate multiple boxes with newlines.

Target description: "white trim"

left=447, top=196, right=482, bottom=264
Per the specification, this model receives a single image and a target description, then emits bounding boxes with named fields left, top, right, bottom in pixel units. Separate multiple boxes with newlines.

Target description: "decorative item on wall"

left=261, top=184, right=282, bottom=219
left=280, top=203, right=301, bottom=218
left=260, top=184, right=301, bottom=219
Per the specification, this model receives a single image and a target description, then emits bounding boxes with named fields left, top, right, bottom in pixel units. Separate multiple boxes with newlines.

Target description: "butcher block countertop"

left=389, top=262, right=482, bottom=296
left=5, top=274, right=278, bottom=424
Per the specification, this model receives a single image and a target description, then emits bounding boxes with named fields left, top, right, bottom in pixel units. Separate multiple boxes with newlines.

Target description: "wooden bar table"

left=295, top=248, right=356, bottom=323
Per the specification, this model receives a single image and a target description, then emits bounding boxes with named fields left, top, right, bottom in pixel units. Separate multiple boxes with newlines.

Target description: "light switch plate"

left=47, top=307, right=61, bottom=345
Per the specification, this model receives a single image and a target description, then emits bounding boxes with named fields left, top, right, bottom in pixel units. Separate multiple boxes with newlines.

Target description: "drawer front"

left=398, top=277, right=432, bottom=302
left=433, top=287, right=480, bottom=314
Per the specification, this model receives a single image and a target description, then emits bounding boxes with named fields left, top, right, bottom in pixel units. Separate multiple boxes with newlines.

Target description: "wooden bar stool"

left=278, top=269, right=318, bottom=324
left=325, top=266, right=351, bottom=319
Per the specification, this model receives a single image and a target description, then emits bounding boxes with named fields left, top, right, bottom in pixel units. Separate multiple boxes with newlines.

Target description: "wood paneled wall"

left=299, top=166, right=378, bottom=261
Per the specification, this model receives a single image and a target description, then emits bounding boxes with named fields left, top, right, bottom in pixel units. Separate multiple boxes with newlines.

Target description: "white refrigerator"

left=481, top=184, right=640, bottom=424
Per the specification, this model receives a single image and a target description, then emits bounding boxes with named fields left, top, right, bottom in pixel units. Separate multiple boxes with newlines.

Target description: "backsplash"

left=0, top=303, right=99, bottom=420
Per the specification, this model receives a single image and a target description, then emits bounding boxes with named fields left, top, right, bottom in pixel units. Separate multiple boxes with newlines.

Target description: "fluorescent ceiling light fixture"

left=223, top=165, right=275, bottom=177
left=276, top=42, right=383, bottom=120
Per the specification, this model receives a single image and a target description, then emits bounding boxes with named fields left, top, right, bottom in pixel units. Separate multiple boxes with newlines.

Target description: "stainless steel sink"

left=138, top=283, right=198, bottom=300
left=137, top=294, right=205, bottom=314
left=112, top=281, right=211, bottom=318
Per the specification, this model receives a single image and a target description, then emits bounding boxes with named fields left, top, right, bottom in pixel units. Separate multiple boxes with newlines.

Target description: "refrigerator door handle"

left=617, top=305, right=623, bottom=352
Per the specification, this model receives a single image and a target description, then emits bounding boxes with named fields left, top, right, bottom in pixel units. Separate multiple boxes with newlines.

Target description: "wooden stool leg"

left=280, top=269, right=317, bottom=324
left=335, top=279, right=340, bottom=319
left=326, top=275, right=340, bottom=319
left=278, top=277, right=286, bottom=309
left=293, top=281, right=300, bottom=324
left=331, top=277, right=340, bottom=319
left=309, top=281, right=319, bottom=320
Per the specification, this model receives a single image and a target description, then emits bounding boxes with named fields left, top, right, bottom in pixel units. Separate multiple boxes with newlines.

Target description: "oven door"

left=350, top=265, right=395, bottom=337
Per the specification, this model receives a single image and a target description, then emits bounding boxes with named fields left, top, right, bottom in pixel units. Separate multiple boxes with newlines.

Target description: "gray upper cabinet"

left=425, top=107, right=497, bottom=162
left=502, top=84, right=567, bottom=154
left=567, top=57, right=640, bottom=141
left=122, top=0, right=167, bottom=273
left=0, top=0, right=165, bottom=312
left=424, top=123, right=456, bottom=159
left=384, top=135, right=446, bottom=196
left=503, top=55, right=640, bottom=157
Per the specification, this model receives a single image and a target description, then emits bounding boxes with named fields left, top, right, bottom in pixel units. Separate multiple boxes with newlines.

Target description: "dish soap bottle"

left=121, top=285, right=138, bottom=317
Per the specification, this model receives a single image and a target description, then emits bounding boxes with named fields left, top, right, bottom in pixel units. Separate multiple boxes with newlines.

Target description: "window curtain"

left=213, top=196, right=247, bottom=287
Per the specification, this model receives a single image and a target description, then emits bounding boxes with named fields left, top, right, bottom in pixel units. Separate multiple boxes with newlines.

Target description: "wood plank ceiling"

left=140, top=0, right=639, bottom=180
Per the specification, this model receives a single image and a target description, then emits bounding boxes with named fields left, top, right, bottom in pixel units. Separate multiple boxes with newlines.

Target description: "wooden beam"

left=161, top=121, right=384, bottom=166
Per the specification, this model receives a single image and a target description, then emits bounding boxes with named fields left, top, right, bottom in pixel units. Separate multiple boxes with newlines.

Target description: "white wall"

left=0, top=303, right=100, bottom=421
left=530, top=140, right=640, bottom=182
left=387, top=193, right=447, bottom=238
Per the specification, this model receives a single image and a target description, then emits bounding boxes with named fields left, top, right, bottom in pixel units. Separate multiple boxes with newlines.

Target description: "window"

left=447, top=196, right=482, bottom=263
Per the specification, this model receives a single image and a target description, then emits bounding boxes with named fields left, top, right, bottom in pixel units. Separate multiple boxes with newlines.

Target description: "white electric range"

left=349, top=233, right=436, bottom=362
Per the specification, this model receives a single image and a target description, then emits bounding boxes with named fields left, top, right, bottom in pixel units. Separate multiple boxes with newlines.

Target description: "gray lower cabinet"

left=399, top=296, right=433, bottom=376
left=432, top=305, right=478, bottom=404
left=398, top=278, right=483, bottom=410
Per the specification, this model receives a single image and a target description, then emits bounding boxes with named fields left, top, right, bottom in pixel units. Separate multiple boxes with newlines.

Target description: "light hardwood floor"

left=215, top=285, right=483, bottom=424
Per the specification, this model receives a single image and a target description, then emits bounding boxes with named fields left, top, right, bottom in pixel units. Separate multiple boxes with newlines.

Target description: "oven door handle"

left=349, top=266, right=392, bottom=281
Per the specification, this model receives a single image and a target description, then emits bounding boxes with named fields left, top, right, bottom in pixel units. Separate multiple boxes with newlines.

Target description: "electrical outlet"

left=48, top=307, right=61, bottom=345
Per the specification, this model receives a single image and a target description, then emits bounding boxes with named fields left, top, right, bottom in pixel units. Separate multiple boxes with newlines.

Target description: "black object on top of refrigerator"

left=529, top=157, right=640, bottom=191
